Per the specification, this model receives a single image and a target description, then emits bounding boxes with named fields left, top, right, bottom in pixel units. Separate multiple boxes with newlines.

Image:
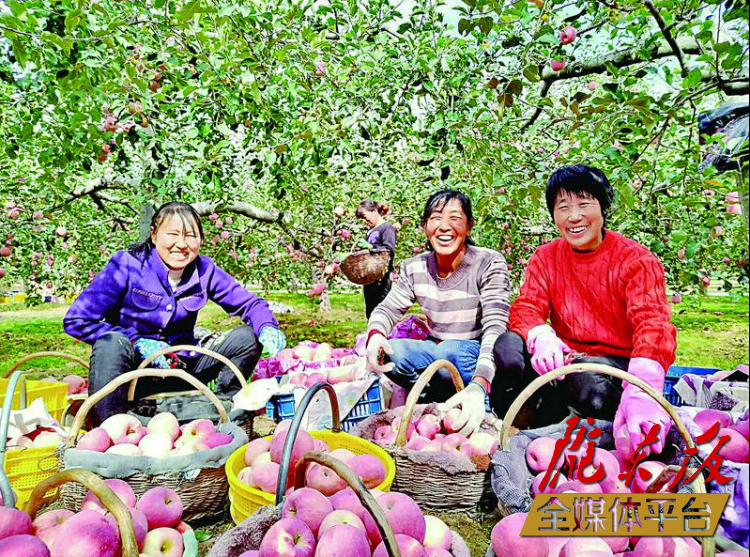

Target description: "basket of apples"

left=56, top=368, right=248, bottom=521
left=135, top=343, right=257, bottom=440
left=0, top=468, right=197, bottom=557
left=490, top=362, right=722, bottom=557
left=226, top=383, right=396, bottom=523
left=352, top=359, right=501, bottom=515
left=209, top=449, right=471, bottom=557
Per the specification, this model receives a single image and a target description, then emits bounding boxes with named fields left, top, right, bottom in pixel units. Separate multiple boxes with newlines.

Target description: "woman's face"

left=151, top=213, right=201, bottom=270
left=359, top=209, right=380, bottom=228
left=553, top=190, right=604, bottom=252
left=423, top=198, right=472, bottom=258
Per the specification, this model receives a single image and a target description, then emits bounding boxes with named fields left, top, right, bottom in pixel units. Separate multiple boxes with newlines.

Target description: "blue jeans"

left=386, top=339, right=481, bottom=403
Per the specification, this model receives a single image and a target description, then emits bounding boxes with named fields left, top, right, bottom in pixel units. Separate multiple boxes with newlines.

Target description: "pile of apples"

left=690, top=408, right=748, bottom=463
left=75, top=412, right=233, bottom=458
left=0, top=481, right=189, bottom=557
left=238, top=421, right=387, bottom=496
left=237, top=486, right=459, bottom=557
left=372, top=411, right=499, bottom=461
left=11, top=426, right=68, bottom=450
left=489, top=511, right=746, bottom=557
left=255, top=340, right=364, bottom=384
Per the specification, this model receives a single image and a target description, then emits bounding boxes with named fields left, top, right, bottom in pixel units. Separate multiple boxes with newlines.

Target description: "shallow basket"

left=355, top=360, right=498, bottom=516
left=227, top=383, right=395, bottom=523
left=57, top=368, right=246, bottom=521
left=340, top=249, right=390, bottom=285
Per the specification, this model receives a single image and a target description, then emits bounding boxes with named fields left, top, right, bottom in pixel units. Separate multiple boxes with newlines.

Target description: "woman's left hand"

left=439, top=382, right=487, bottom=437
left=259, top=327, right=287, bottom=358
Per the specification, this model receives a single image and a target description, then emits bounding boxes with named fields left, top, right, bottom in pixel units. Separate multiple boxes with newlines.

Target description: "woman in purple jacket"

left=64, top=202, right=286, bottom=423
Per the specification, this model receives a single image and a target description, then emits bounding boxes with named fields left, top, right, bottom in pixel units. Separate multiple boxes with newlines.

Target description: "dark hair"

left=128, top=202, right=204, bottom=255
left=356, top=200, right=389, bottom=219
left=420, top=189, right=475, bottom=250
left=545, top=164, right=615, bottom=223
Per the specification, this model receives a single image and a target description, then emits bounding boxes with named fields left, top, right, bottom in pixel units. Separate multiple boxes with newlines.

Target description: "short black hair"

left=545, top=164, right=615, bottom=222
left=128, top=202, right=204, bottom=255
left=420, top=189, right=475, bottom=250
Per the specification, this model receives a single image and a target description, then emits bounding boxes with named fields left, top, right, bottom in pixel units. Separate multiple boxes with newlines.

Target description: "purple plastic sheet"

left=388, top=315, right=430, bottom=341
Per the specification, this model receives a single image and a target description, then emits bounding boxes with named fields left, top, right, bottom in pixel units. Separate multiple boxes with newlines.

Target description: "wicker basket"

left=19, top=468, right=197, bottom=557
left=356, top=359, right=498, bottom=515
left=210, top=451, right=471, bottom=557
left=340, top=249, right=390, bottom=285
left=56, top=368, right=246, bottom=521
left=495, top=362, right=717, bottom=557
left=136, top=344, right=255, bottom=440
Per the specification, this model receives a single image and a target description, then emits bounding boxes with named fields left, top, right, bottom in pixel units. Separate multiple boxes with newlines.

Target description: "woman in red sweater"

left=491, top=164, right=677, bottom=458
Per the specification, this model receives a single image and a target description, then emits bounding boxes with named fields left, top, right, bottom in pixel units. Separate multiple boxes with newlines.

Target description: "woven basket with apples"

left=210, top=446, right=471, bottom=557
left=0, top=468, right=197, bottom=557
left=56, top=368, right=248, bottom=521
left=352, top=360, right=501, bottom=515
left=489, top=362, right=723, bottom=557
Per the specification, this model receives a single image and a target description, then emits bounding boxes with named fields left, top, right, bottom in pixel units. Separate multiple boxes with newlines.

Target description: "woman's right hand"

left=365, top=332, right=395, bottom=374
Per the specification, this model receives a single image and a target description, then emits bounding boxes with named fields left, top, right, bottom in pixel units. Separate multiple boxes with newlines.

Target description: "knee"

left=227, top=326, right=260, bottom=354
left=92, top=332, right=134, bottom=357
left=493, top=332, right=525, bottom=372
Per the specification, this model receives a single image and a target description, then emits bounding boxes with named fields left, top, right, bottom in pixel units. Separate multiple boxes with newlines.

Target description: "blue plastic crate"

left=664, top=366, right=721, bottom=407
left=265, top=377, right=383, bottom=431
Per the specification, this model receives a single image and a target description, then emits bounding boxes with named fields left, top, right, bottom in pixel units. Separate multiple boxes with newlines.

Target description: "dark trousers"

left=363, top=273, right=392, bottom=319
left=88, top=326, right=261, bottom=425
left=490, top=331, right=628, bottom=428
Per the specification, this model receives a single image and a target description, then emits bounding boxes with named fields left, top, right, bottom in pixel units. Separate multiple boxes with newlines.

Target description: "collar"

left=426, top=245, right=477, bottom=288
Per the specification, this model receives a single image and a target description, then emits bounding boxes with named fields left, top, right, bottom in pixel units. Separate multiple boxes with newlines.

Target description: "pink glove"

left=614, top=357, right=672, bottom=460
left=527, top=325, right=571, bottom=376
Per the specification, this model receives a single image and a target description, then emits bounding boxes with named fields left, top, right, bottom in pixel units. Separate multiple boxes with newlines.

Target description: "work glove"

left=259, top=327, right=287, bottom=358
left=439, top=382, right=487, bottom=437
left=133, top=338, right=179, bottom=369
left=365, top=332, right=395, bottom=374
left=527, top=325, right=572, bottom=376
left=614, top=357, right=671, bottom=460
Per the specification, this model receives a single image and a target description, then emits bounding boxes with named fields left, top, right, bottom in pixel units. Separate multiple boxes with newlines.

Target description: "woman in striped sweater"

left=366, top=190, right=511, bottom=436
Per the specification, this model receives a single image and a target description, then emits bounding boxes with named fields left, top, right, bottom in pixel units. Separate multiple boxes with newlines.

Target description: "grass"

left=0, top=292, right=747, bottom=555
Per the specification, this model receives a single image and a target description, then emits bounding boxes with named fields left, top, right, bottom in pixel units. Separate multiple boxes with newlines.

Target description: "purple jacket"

left=63, top=248, right=278, bottom=347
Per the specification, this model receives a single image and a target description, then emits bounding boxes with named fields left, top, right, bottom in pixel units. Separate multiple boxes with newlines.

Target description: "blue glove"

left=259, top=327, right=286, bottom=358
left=133, top=338, right=175, bottom=369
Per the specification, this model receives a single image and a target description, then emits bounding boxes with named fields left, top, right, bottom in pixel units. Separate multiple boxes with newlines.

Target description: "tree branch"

left=644, top=0, right=687, bottom=77
left=192, top=201, right=280, bottom=223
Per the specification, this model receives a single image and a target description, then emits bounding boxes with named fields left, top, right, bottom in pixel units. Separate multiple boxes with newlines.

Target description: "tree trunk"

left=138, top=202, right=155, bottom=242
left=311, top=267, right=332, bottom=312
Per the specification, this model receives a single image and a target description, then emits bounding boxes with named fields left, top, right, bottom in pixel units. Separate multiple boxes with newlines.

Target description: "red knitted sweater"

left=509, top=231, right=677, bottom=372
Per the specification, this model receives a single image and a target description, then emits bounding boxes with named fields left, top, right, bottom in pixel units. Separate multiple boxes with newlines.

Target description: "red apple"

left=560, top=25, right=577, bottom=44
left=50, top=510, right=121, bottom=557
left=349, top=455, right=386, bottom=489
left=632, top=536, right=700, bottom=557
left=81, top=478, right=136, bottom=513
left=318, top=510, right=366, bottom=539
left=373, top=534, right=428, bottom=557
left=141, top=527, right=184, bottom=557
left=305, top=463, right=347, bottom=496
left=526, top=437, right=559, bottom=473
left=245, top=438, right=272, bottom=466
left=550, top=59, right=566, bottom=72
left=0, top=507, right=32, bottom=540
left=281, top=487, right=333, bottom=536
left=0, top=534, right=50, bottom=557
left=560, top=537, right=613, bottom=557
left=490, top=513, right=548, bottom=557
left=423, top=516, right=451, bottom=551
left=259, top=517, right=316, bottom=557
left=136, top=486, right=183, bottom=529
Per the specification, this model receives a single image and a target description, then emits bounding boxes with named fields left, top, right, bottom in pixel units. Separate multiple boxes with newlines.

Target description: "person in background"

left=492, top=164, right=677, bottom=458
left=366, top=189, right=510, bottom=436
left=64, top=202, right=286, bottom=424
left=356, top=199, right=397, bottom=318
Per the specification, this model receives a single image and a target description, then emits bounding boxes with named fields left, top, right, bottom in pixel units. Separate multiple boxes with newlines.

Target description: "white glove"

left=439, top=382, right=487, bottom=437
left=365, top=333, right=394, bottom=374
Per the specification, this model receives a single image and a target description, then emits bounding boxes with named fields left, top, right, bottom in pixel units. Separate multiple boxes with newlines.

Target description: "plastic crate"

left=664, top=366, right=721, bottom=407
left=0, top=378, right=68, bottom=422
left=265, top=379, right=383, bottom=432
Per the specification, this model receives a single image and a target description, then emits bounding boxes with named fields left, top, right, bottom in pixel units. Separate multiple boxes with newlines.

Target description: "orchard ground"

left=0, top=292, right=748, bottom=555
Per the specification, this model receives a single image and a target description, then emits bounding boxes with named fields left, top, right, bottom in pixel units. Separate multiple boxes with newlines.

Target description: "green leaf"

left=523, top=65, right=539, bottom=83
left=176, top=0, right=202, bottom=24
left=457, top=18, right=472, bottom=35
left=65, top=13, right=81, bottom=34
left=250, top=81, right=262, bottom=104
left=10, top=38, right=27, bottom=68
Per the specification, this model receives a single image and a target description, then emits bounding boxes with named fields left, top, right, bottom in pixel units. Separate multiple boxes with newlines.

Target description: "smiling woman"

left=62, top=202, right=287, bottom=425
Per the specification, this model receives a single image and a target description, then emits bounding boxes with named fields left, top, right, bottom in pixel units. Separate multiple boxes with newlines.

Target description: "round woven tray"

left=496, top=362, right=716, bottom=557
left=57, top=368, right=239, bottom=521
left=340, top=249, right=390, bottom=285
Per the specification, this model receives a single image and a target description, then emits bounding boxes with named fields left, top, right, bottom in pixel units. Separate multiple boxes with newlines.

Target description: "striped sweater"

left=367, top=245, right=511, bottom=382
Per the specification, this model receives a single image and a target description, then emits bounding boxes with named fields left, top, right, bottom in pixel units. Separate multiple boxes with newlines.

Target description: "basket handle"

left=24, top=469, right=139, bottom=557
left=497, top=362, right=714, bottom=557
left=394, top=359, right=464, bottom=447
left=131, top=344, right=247, bottom=399
left=274, top=382, right=341, bottom=504
left=65, top=368, right=229, bottom=447
left=292, top=452, right=401, bottom=557
left=3, top=351, right=89, bottom=379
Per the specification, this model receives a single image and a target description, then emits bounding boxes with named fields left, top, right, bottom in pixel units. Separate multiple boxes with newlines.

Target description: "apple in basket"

left=415, top=415, right=441, bottom=439
left=306, top=463, right=348, bottom=496
left=0, top=506, right=32, bottom=540
left=318, top=525, right=371, bottom=557
left=282, top=487, right=334, bottom=537
left=560, top=537, right=614, bottom=557
left=491, top=513, right=548, bottom=557
left=105, top=507, right=148, bottom=550
left=82, top=479, right=137, bottom=513
left=62, top=374, right=87, bottom=395
left=142, top=527, right=185, bottom=557
left=148, top=412, right=181, bottom=442
left=137, top=487, right=184, bottom=529
left=250, top=461, right=281, bottom=493
left=176, top=419, right=215, bottom=448
left=139, top=432, right=174, bottom=458
left=32, top=509, right=75, bottom=549
left=373, top=534, right=429, bottom=557
left=245, top=438, right=272, bottom=466
left=76, top=427, right=112, bottom=452
left=32, top=431, right=65, bottom=448
left=259, top=517, right=316, bottom=557
left=423, top=516, right=452, bottom=551
left=318, top=510, right=367, bottom=538
left=328, top=448, right=356, bottom=465
left=525, top=437, right=559, bottom=473
left=348, top=455, right=386, bottom=489
left=106, top=443, right=144, bottom=456
left=100, top=413, right=147, bottom=445
left=367, top=492, right=426, bottom=545
left=390, top=417, right=416, bottom=441
left=443, top=409, right=468, bottom=434
left=0, top=534, right=51, bottom=557
left=327, top=365, right=357, bottom=384
left=50, top=510, right=121, bottom=557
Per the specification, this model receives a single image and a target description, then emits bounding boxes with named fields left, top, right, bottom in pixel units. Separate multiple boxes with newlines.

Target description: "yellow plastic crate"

left=3, top=445, right=62, bottom=509
left=226, top=430, right=396, bottom=524
left=0, top=379, right=68, bottom=422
